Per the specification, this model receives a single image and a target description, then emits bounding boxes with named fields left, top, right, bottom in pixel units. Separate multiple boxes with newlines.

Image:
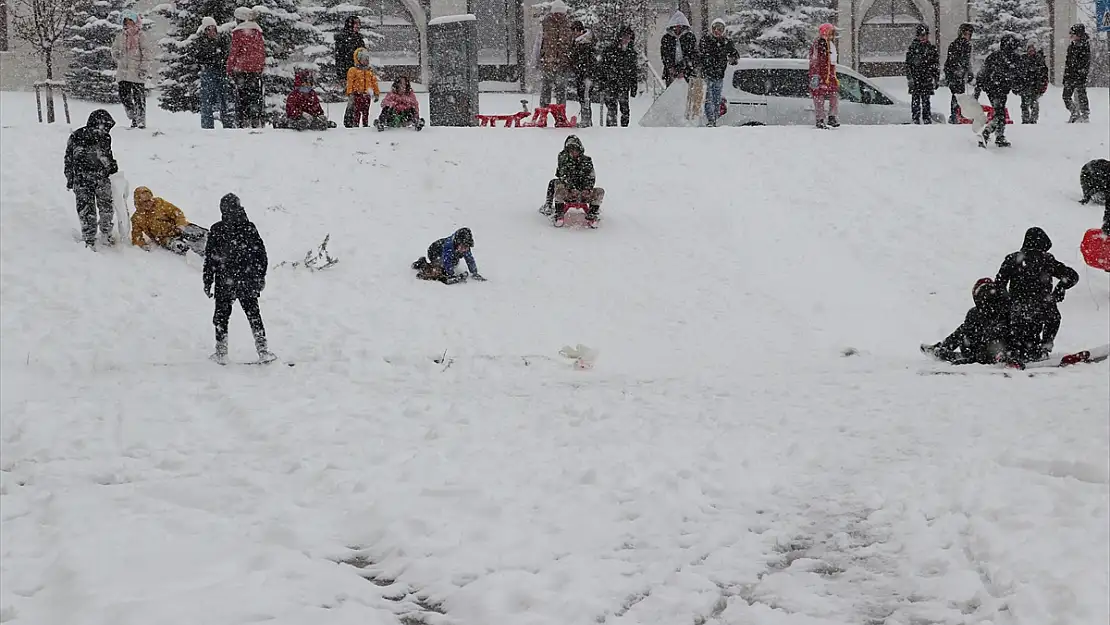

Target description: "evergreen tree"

left=157, top=0, right=238, bottom=112
left=253, top=0, right=326, bottom=111
left=65, top=0, right=138, bottom=103
left=970, top=0, right=1051, bottom=55
left=724, top=0, right=833, bottom=58
left=302, top=0, right=380, bottom=101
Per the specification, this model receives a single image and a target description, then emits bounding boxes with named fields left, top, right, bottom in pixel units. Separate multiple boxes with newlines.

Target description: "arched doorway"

left=364, top=0, right=428, bottom=84
left=858, top=0, right=928, bottom=75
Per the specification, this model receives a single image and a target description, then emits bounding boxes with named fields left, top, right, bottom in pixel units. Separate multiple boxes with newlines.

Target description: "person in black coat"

left=599, top=25, right=637, bottom=127
left=203, top=193, right=273, bottom=364
left=925, top=278, right=1013, bottom=365
left=905, top=24, right=939, bottom=124
left=660, top=11, right=698, bottom=86
left=568, top=21, right=596, bottom=127
left=974, top=34, right=1022, bottom=147
left=64, top=109, right=119, bottom=250
left=1016, top=43, right=1049, bottom=124
left=995, top=227, right=1079, bottom=361
left=944, top=23, right=974, bottom=123
left=698, top=19, right=739, bottom=127
left=334, top=16, right=366, bottom=127
left=1063, top=24, right=1090, bottom=123
left=195, top=17, right=234, bottom=129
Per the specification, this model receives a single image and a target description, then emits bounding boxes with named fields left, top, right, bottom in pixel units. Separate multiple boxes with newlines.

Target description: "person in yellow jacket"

left=131, top=186, right=207, bottom=255
left=344, top=48, right=380, bottom=127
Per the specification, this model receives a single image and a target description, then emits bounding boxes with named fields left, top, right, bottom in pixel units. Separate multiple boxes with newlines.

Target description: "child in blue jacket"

left=411, top=227, right=486, bottom=283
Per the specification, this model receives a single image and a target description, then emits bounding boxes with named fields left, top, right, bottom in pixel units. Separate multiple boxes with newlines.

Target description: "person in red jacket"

left=281, top=70, right=332, bottom=130
left=808, top=23, right=840, bottom=129
left=227, top=7, right=266, bottom=128
left=374, top=76, right=424, bottom=130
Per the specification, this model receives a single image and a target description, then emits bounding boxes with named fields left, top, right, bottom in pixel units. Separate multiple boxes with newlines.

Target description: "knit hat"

left=548, top=0, right=568, bottom=14
left=818, top=23, right=836, bottom=38
left=1069, top=24, right=1086, bottom=35
left=234, top=6, right=257, bottom=22
left=197, top=16, right=218, bottom=33
left=120, top=10, right=139, bottom=25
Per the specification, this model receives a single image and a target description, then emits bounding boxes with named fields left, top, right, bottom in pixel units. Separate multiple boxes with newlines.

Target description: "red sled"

left=1081, top=228, right=1110, bottom=272
left=956, top=104, right=1012, bottom=125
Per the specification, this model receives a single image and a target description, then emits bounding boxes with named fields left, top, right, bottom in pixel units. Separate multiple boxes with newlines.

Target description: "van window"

left=838, top=73, right=894, bottom=105
left=766, top=69, right=811, bottom=98
left=732, top=69, right=767, bottom=95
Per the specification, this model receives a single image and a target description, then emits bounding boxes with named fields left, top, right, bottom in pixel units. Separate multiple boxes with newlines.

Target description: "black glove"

left=973, top=87, right=981, bottom=99
left=66, top=178, right=73, bottom=190
left=471, top=273, right=487, bottom=282
left=204, top=284, right=213, bottom=298
left=1052, top=287, right=1066, bottom=303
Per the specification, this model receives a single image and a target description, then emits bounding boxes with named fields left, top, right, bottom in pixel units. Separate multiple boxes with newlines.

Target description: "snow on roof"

left=428, top=14, right=477, bottom=26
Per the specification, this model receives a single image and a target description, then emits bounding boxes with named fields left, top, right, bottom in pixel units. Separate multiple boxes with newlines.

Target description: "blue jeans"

left=199, top=69, right=233, bottom=129
left=703, top=78, right=723, bottom=124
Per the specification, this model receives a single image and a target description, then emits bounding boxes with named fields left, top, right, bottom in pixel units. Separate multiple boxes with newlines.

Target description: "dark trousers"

left=232, top=73, right=264, bottom=128
left=948, top=82, right=965, bottom=123
left=1019, top=93, right=1040, bottom=123
left=118, top=81, right=146, bottom=126
left=378, top=106, right=418, bottom=126
left=604, top=90, right=630, bottom=127
left=574, top=77, right=593, bottom=126
left=213, top=294, right=266, bottom=347
left=911, top=93, right=931, bottom=124
left=1010, top=301, right=1060, bottom=357
left=74, top=181, right=114, bottom=244
left=1063, top=83, right=1089, bottom=120
left=984, top=93, right=1008, bottom=138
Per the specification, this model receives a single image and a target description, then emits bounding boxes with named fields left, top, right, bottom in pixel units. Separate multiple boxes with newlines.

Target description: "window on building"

left=859, top=0, right=925, bottom=63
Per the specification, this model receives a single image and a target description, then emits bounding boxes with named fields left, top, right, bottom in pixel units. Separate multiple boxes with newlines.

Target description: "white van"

left=718, top=58, right=944, bottom=126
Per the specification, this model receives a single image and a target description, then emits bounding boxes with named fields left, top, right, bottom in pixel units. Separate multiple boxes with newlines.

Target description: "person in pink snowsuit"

left=374, top=76, right=424, bottom=130
left=808, top=23, right=840, bottom=128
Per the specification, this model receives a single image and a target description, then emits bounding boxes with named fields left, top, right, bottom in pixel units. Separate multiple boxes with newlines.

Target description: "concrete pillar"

left=1050, top=0, right=1078, bottom=84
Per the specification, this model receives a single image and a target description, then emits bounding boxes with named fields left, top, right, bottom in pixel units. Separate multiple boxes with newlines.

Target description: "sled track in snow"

left=337, top=550, right=450, bottom=624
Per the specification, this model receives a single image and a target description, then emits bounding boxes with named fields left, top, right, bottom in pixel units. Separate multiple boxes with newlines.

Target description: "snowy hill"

left=1, top=90, right=1108, bottom=625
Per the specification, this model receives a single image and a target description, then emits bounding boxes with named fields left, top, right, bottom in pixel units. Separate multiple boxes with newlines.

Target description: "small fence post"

left=34, top=84, right=43, bottom=123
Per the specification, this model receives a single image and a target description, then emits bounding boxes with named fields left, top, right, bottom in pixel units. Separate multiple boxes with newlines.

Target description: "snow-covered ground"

left=1, top=87, right=1108, bottom=625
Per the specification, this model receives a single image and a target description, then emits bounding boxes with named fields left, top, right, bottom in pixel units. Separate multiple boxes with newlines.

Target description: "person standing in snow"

left=345, top=48, right=380, bottom=128
left=111, top=10, right=153, bottom=129
left=1063, top=24, right=1090, bottom=123
left=924, top=278, right=1013, bottom=365
left=333, top=15, right=365, bottom=126
left=195, top=16, right=234, bottom=129
left=568, top=20, right=596, bottom=128
left=808, top=23, right=839, bottom=128
left=974, top=34, right=1021, bottom=147
left=64, top=110, right=119, bottom=250
left=1016, top=42, right=1048, bottom=124
left=599, top=25, right=637, bottom=128
left=904, top=24, right=938, bottom=124
left=131, top=186, right=207, bottom=256
left=411, top=228, right=485, bottom=284
left=661, top=11, right=698, bottom=87
left=995, top=227, right=1079, bottom=362
left=698, top=18, right=739, bottom=128
left=203, top=193, right=273, bottom=365
left=533, top=0, right=573, bottom=107
left=944, top=23, right=974, bottom=124
left=227, top=7, right=266, bottom=129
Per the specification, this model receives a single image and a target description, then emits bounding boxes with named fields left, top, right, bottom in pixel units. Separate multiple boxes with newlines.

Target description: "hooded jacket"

left=204, top=194, right=268, bottom=298
left=346, top=48, right=380, bottom=96
left=64, top=110, right=118, bottom=189
left=555, top=135, right=596, bottom=190
left=131, top=187, right=188, bottom=247
left=996, top=227, right=1079, bottom=306
left=381, top=80, right=419, bottom=112
left=429, top=228, right=477, bottom=276
left=286, top=71, right=325, bottom=119
left=939, top=279, right=1012, bottom=363
left=569, top=29, right=596, bottom=79
left=661, top=11, right=699, bottom=80
left=975, top=38, right=1021, bottom=99
left=944, top=37, right=973, bottom=87
left=905, top=37, right=939, bottom=95
left=699, top=20, right=738, bottom=81
left=1017, top=49, right=1049, bottom=96
left=334, top=16, right=366, bottom=81
left=1064, top=31, right=1091, bottom=86
left=227, top=18, right=265, bottom=74
left=599, top=27, right=638, bottom=93
left=112, top=19, right=154, bottom=84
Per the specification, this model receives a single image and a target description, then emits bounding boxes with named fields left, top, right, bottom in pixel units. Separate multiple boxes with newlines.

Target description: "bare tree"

left=10, top=0, right=83, bottom=79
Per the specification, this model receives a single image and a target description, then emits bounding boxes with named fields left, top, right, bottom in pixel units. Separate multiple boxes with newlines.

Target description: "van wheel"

left=741, top=122, right=765, bottom=127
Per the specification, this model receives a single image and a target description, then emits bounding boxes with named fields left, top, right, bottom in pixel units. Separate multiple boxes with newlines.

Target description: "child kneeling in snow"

left=923, top=278, right=1012, bottom=365
left=131, top=186, right=207, bottom=255
left=277, top=70, right=335, bottom=130
left=374, top=77, right=424, bottom=130
left=411, top=227, right=485, bottom=284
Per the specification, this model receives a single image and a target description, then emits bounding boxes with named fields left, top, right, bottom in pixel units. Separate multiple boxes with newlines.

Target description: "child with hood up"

left=131, top=187, right=207, bottom=256
left=411, top=227, right=485, bottom=284
left=923, top=278, right=1013, bottom=365
left=345, top=47, right=380, bottom=127
left=539, top=135, right=604, bottom=228
left=375, top=76, right=424, bottom=130
left=282, top=70, right=333, bottom=130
